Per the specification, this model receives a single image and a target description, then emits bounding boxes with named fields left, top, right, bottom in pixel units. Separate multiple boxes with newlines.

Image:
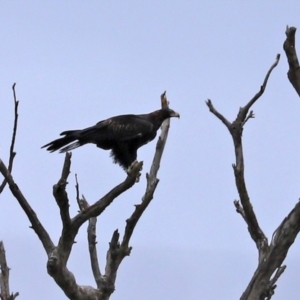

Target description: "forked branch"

left=206, top=54, right=290, bottom=299
left=206, top=55, right=280, bottom=255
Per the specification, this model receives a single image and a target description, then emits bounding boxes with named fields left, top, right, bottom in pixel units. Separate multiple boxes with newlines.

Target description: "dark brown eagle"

left=42, top=108, right=180, bottom=170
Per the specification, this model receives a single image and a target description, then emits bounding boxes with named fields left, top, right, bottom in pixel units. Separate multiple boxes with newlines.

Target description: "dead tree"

left=206, top=26, right=300, bottom=300
left=0, top=88, right=174, bottom=300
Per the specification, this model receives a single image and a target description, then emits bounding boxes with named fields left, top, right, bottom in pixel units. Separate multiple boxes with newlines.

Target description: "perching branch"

left=283, top=26, right=300, bottom=97
left=71, top=161, right=142, bottom=231
left=0, top=84, right=19, bottom=194
left=46, top=156, right=142, bottom=300
left=123, top=92, right=171, bottom=249
left=99, top=91, right=174, bottom=298
left=0, top=242, right=19, bottom=300
left=121, top=115, right=168, bottom=249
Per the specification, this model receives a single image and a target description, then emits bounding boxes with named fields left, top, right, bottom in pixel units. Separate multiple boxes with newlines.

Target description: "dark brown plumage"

left=42, top=108, right=179, bottom=170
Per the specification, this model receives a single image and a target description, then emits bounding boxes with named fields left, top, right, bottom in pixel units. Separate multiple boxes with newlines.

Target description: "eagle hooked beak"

left=171, top=111, right=180, bottom=118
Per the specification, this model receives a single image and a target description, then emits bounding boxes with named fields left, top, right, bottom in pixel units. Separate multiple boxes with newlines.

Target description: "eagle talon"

left=136, top=172, right=141, bottom=183
left=127, top=160, right=139, bottom=173
left=127, top=160, right=138, bottom=174
left=127, top=161, right=143, bottom=182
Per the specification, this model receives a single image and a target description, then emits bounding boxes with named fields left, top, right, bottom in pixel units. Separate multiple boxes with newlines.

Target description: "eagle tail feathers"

left=59, top=141, right=82, bottom=153
left=42, top=130, right=81, bottom=152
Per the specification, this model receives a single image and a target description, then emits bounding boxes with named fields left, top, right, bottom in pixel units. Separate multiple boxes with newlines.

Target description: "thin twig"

left=205, top=99, right=231, bottom=129
left=0, top=83, right=19, bottom=194
left=233, top=200, right=246, bottom=220
left=75, top=174, right=84, bottom=211
left=241, top=54, right=280, bottom=119
left=242, top=110, right=255, bottom=126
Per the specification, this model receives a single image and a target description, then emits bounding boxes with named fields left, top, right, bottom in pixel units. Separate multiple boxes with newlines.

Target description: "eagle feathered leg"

left=127, top=160, right=143, bottom=182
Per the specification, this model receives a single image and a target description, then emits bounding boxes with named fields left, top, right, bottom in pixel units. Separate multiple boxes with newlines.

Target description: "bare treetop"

left=0, top=89, right=177, bottom=300
left=205, top=52, right=300, bottom=299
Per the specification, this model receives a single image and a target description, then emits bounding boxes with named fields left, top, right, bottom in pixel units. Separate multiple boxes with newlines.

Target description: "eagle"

left=42, top=108, right=180, bottom=171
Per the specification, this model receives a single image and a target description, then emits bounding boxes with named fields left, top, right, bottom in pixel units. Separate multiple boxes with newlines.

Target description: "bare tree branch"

left=206, top=54, right=295, bottom=299
left=88, top=91, right=175, bottom=298
left=0, top=242, right=19, bottom=300
left=0, top=84, right=19, bottom=194
left=75, top=174, right=84, bottom=211
left=47, top=246, right=100, bottom=300
left=241, top=200, right=300, bottom=299
left=205, top=99, right=231, bottom=129
left=46, top=155, right=142, bottom=299
left=71, top=161, right=142, bottom=233
left=241, top=54, right=280, bottom=117
left=122, top=91, right=172, bottom=249
left=53, top=153, right=72, bottom=228
left=242, top=110, right=255, bottom=126
left=233, top=200, right=246, bottom=221
left=103, top=230, right=122, bottom=295
left=283, top=26, right=300, bottom=97
left=86, top=195, right=102, bottom=289
left=206, top=55, right=280, bottom=255
left=0, top=159, right=54, bottom=254
left=75, top=175, right=102, bottom=288
left=2, top=88, right=174, bottom=299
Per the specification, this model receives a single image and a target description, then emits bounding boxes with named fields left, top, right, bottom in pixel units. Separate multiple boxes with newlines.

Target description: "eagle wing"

left=94, top=115, right=156, bottom=169
left=90, top=114, right=155, bottom=145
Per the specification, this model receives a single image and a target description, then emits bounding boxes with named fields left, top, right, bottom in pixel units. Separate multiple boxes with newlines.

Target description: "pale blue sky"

left=1, top=2, right=300, bottom=299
